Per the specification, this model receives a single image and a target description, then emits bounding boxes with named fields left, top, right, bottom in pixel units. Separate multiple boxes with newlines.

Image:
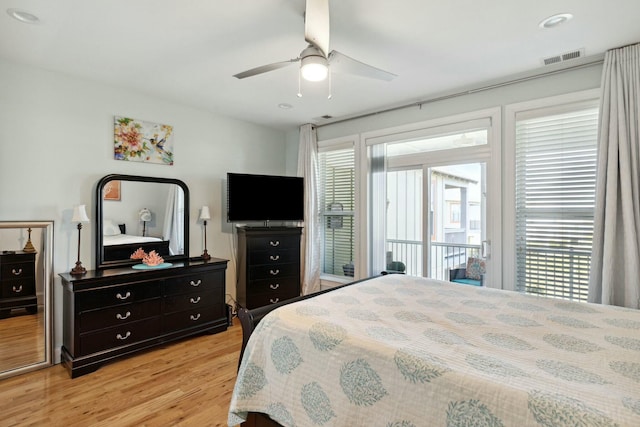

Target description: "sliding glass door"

left=386, top=162, right=486, bottom=281
left=367, top=109, right=500, bottom=286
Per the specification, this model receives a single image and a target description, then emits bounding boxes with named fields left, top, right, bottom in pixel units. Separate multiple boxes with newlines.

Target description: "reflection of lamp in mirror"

left=70, top=205, right=90, bottom=275
left=139, top=208, right=152, bottom=236
left=23, top=227, right=37, bottom=253
left=199, top=206, right=211, bottom=261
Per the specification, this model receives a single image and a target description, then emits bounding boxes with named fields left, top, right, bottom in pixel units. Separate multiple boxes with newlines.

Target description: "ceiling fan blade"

left=233, top=59, right=298, bottom=79
left=304, top=0, right=330, bottom=57
left=328, top=51, right=396, bottom=81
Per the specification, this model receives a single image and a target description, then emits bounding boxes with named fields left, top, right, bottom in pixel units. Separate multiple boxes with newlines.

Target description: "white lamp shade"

left=72, top=205, right=90, bottom=223
left=199, top=206, right=211, bottom=221
left=139, top=208, right=152, bottom=222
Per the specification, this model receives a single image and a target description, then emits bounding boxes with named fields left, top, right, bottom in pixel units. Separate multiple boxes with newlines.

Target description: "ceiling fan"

left=232, top=0, right=396, bottom=83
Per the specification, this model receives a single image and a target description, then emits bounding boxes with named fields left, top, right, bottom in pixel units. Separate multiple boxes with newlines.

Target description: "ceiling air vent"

left=542, top=48, right=584, bottom=66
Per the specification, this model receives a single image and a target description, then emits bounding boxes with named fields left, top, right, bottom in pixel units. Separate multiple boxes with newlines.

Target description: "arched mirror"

left=96, top=174, right=189, bottom=269
left=0, top=221, right=53, bottom=379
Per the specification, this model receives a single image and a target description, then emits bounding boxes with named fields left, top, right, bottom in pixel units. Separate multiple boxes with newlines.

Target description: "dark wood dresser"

left=236, top=227, right=302, bottom=309
left=0, top=250, right=37, bottom=318
left=59, top=258, right=228, bottom=378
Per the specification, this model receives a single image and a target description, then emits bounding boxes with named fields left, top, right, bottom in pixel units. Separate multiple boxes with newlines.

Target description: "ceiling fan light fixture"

left=300, top=55, right=328, bottom=82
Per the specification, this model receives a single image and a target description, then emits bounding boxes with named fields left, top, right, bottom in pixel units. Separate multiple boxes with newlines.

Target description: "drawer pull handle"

left=190, top=313, right=201, bottom=321
left=270, top=240, right=280, bottom=247
left=270, top=283, right=279, bottom=290
left=190, top=296, right=201, bottom=304
left=269, top=255, right=280, bottom=261
left=116, top=331, right=131, bottom=340
left=11, top=268, right=23, bottom=276
left=190, top=280, right=202, bottom=287
left=269, top=269, right=280, bottom=276
left=116, top=291, right=131, bottom=300
left=270, top=298, right=280, bottom=304
left=116, top=311, right=131, bottom=320
left=12, top=285, right=23, bottom=293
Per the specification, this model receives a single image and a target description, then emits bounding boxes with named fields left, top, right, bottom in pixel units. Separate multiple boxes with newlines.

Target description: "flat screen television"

left=226, top=173, right=304, bottom=223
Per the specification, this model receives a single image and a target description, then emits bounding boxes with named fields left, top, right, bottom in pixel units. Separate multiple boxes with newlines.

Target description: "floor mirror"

left=0, top=221, right=53, bottom=379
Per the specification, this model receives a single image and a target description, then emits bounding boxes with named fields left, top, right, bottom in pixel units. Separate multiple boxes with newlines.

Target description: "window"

left=319, top=147, right=355, bottom=277
left=515, top=103, right=599, bottom=301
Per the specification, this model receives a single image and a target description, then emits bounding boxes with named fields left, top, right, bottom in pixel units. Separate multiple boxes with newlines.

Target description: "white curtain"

left=163, top=185, right=185, bottom=256
left=589, top=43, right=640, bottom=309
left=297, top=123, right=322, bottom=295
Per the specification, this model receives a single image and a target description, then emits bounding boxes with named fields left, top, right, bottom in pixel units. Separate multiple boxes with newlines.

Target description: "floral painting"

left=114, top=116, right=174, bottom=165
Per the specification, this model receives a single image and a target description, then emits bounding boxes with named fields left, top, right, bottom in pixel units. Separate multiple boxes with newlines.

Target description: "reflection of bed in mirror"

left=102, top=219, right=170, bottom=262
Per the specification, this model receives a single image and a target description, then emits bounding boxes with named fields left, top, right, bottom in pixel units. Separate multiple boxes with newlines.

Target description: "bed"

left=228, top=274, right=640, bottom=426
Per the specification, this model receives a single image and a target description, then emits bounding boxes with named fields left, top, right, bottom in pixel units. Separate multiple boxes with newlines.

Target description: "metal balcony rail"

left=386, top=239, right=481, bottom=280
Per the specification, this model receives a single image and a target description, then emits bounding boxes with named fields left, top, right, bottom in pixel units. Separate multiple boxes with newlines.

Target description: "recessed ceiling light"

left=278, top=103, right=293, bottom=110
left=539, top=13, right=573, bottom=29
left=6, top=8, right=40, bottom=24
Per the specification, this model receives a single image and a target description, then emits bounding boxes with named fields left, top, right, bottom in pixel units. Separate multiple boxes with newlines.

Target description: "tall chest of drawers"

left=59, top=258, right=228, bottom=378
left=236, top=227, right=302, bottom=309
left=0, top=251, right=37, bottom=317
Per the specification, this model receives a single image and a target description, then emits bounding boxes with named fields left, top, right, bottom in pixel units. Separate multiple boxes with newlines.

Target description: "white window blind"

left=515, top=105, right=598, bottom=301
left=319, top=147, right=355, bottom=277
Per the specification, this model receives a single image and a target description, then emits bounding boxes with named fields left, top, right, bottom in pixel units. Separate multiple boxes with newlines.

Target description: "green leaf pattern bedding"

left=228, top=275, right=640, bottom=426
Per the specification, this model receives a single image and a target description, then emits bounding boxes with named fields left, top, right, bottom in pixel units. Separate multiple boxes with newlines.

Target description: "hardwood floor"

left=0, top=320, right=243, bottom=427
left=0, top=309, right=44, bottom=373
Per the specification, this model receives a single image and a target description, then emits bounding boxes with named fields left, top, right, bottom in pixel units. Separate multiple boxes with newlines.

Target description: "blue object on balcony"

left=449, top=267, right=483, bottom=286
left=451, top=277, right=482, bottom=286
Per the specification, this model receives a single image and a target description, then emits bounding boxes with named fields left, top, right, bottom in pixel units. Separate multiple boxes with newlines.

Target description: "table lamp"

left=200, top=206, right=211, bottom=261
left=70, top=204, right=90, bottom=275
left=139, top=208, right=152, bottom=236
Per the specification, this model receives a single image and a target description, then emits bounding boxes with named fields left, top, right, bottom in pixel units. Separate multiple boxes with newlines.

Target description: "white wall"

left=0, top=58, right=288, bottom=363
left=284, top=62, right=604, bottom=172
left=315, top=62, right=603, bottom=141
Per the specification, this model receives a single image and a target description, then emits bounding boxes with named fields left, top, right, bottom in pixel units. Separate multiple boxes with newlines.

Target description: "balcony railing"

left=386, top=239, right=481, bottom=281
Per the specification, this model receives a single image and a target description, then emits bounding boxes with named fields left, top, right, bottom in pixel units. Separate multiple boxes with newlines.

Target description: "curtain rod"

left=316, top=56, right=605, bottom=128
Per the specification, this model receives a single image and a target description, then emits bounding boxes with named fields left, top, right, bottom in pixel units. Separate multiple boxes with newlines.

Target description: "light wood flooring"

left=0, top=320, right=243, bottom=427
left=0, top=309, right=45, bottom=373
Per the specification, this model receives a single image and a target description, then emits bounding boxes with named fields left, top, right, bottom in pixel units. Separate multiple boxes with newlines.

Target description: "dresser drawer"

left=1, top=278, right=36, bottom=298
left=247, top=235, right=300, bottom=251
left=76, top=281, right=161, bottom=311
left=246, top=289, right=300, bottom=308
left=78, top=299, right=162, bottom=332
left=249, top=263, right=298, bottom=280
left=79, top=316, right=161, bottom=355
left=0, top=260, right=35, bottom=280
left=163, top=307, right=221, bottom=333
left=164, top=289, right=221, bottom=314
left=248, top=277, right=299, bottom=296
left=164, top=270, right=224, bottom=296
left=248, top=249, right=298, bottom=266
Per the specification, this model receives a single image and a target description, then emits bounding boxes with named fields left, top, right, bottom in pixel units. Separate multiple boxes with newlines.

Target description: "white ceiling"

left=1, top=0, right=639, bottom=132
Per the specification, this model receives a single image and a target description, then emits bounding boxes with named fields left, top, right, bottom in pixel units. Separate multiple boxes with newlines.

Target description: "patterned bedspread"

left=228, top=275, right=640, bottom=426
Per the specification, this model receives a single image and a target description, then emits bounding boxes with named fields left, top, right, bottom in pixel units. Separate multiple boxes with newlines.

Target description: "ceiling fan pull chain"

left=297, top=70, right=303, bottom=98
left=327, top=68, right=332, bottom=99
